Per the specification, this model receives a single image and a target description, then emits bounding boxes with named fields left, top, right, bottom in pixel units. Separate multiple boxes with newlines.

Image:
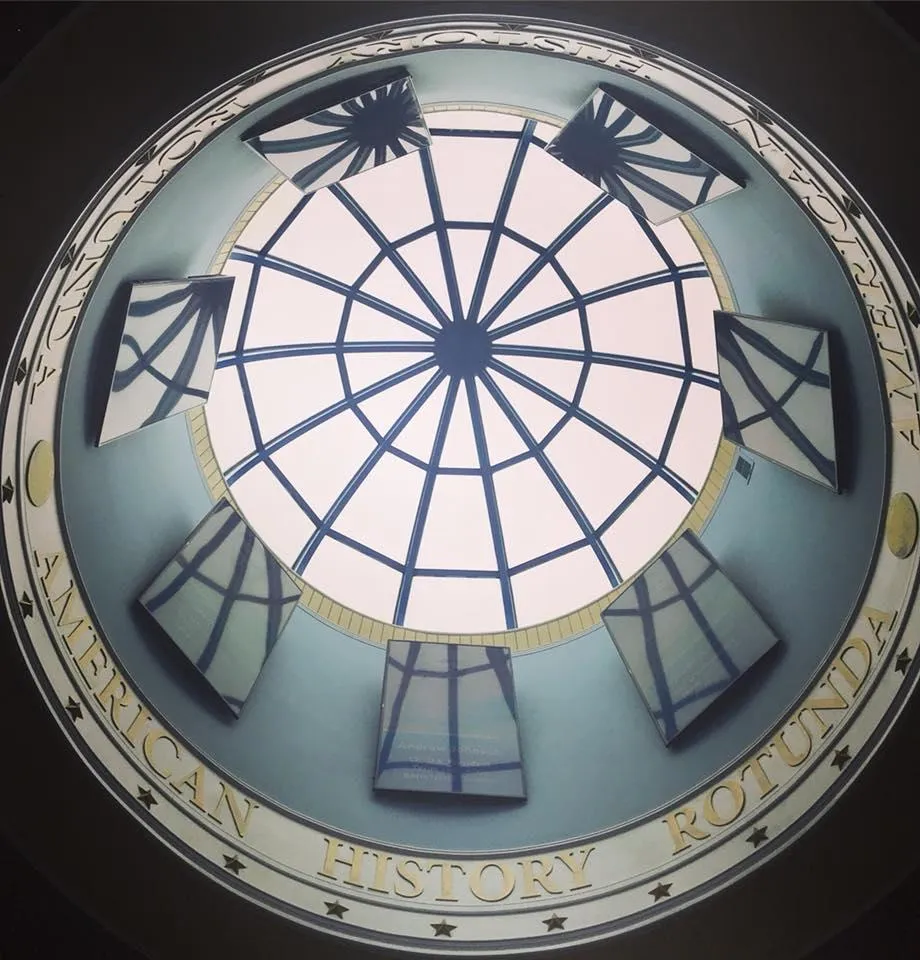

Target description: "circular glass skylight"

left=205, top=108, right=723, bottom=633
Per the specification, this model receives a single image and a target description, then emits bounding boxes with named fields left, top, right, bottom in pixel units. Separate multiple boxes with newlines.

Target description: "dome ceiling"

left=1, top=6, right=918, bottom=960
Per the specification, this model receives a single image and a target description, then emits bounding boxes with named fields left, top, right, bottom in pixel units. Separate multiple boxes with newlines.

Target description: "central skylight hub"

left=434, top=321, right=492, bottom=377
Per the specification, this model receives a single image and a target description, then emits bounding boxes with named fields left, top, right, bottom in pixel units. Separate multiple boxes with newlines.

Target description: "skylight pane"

left=246, top=267, right=345, bottom=347
left=399, top=233, right=453, bottom=318
left=665, top=383, right=722, bottom=489
left=344, top=352, right=427, bottom=395
left=245, top=353, right=343, bottom=442
left=478, top=236, right=540, bottom=324
left=580, top=365, right=683, bottom=457
left=360, top=258, right=442, bottom=328
left=492, top=308, right=585, bottom=351
left=206, top=368, right=256, bottom=467
left=476, top=383, right=528, bottom=463
left=404, top=577, right=505, bottom=633
left=600, top=477, right=691, bottom=581
left=416, top=475, right=497, bottom=570
left=654, top=216, right=706, bottom=265
left=554, top=202, right=665, bottom=291
left=512, top=547, right=612, bottom=627
left=493, top=458, right=584, bottom=567
left=343, top=302, right=434, bottom=344
left=270, top=189, right=380, bottom=283
left=683, top=277, right=720, bottom=372
left=305, top=537, right=401, bottom=622
left=505, top=147, right=601, bottom=247
left=272, top=412, right=376, bottom=517
left=339, top=151, right=429, bottom=241
left=545, top=419, right=650, bottom=526
left=498, top=353, right=583, bottom=404
left=392, top=377, right=449, bottom=462
left=238, top=180, right=304, bottom=253
left=586, top=284, right=686, bottom=366
left=432, top=135, right=518, bottom=224
left=230, top=462, right=316, bottom=565
left=488, top=371, right=564, bottom=444
left=357, top=368, right=438, bottom=438
left=439, top=380, right=479, bottom=469
left=333, top=453, right=426, bottom=561
left=426, top=109, right=525, bottom=132
left=447, top=229, right=490, bottom=316
left=218, top=260, right=252, bottom=353
left=485, top=263, right=570, bottom=330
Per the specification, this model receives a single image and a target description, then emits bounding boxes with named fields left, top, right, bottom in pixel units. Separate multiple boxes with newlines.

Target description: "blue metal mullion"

left=507, top=538, right=589, bottom=576
left=260, top=194, right=312, bottom=257
left=414, top=568, right=499, bottom=579
left=466, top=376, right=516, bottom=629
left=596, top=472, right=657, bottom=537
left=233, top=260, right=262, bottom=357
left=263, top=458, right=322, bottom=527
left=229, top=249, right=441, bottom=338
left=226, top=356, right=439, bottom=483
left=292, top=370, right=446, bottom=573
left=393, top=377, right=461, bottom=625
left=466, top=120, right=536, bottom=325
left=490, top=344, right=720, bottom=388
left=426, top=128, right=524, bottom=139
left=419, top=148, right=465, bottom=323
left=218, top=340, right=433, bottom=368
left=479, top=370, right=621, bottom=587
left=233, top=365, right=264, bottom=473
left=479, top=193, right=611, bottom=331
left=330, top=185, right=452, bottom=328
left=488, top=263, right=709, bottom=340
left=324, top=528, right=405, bottom=573
left=488, top=357, right=697, bottom=502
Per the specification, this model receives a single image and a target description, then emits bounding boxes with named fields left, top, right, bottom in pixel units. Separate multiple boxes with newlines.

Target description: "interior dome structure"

left=1, top=5, right=919, bottom=960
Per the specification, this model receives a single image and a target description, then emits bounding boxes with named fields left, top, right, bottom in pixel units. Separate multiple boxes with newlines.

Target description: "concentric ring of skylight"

left=205, top=108, right=723, bottom=634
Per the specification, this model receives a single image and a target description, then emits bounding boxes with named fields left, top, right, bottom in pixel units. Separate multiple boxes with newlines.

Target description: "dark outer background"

left=1, top=2, right=919, bottom=958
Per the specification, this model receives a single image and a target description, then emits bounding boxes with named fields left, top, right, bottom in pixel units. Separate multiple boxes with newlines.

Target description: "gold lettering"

left=75, top=638, right=107, bottom=685
left=798, top=682, right=850, bottom=739
left=36, top=549, right=65, bottom=593
left=469, top=862, right=516, bottom=903
left=739, top=749, right=777, bottom=799
left=532, top=35, right=570, bottom=53
left=394, top=859, right=425, bottom=899
left=863, top=607, right=894, bottom=652
left=555, top=847, right=594, bottom=890
left=29, top=353, right=58, bottom=404
left=170, top=764, right=209, bottom=812
left=803, top=193, right=845, bottom=227
left=47, top=581, right=94, bottom=652
left=884, top=355, right=916, bottom=401
left=209, top=781, right=258, bottom=839
left=427, top=861, right=466, bottom=902
left=773, top=716, right=812, bottom=768
left=318, top=839, right=366, bottom=887
left=664, top=808, right=711, bottom=854
left=893, top=414, right=920, bottom=453
left=831, top=635, right=873, bottom=693
left=369, top=852, right=391, bottom=894
left=143, top=729, right=181, bottom=779
left=702, top=779, right=746, bottom=827
left=518, top=857, right=562, bottom=899
left=94, top=669, right=133, bottom=728
left=122, top=703, right=153, bottom=748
